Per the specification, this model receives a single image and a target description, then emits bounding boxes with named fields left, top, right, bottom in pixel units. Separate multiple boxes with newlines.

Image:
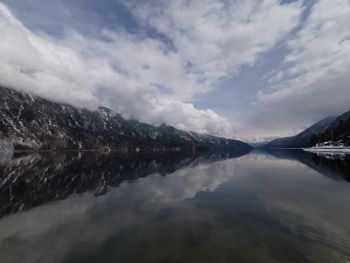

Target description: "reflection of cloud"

left=0, top=153, right=350, bottom=262
left=238, top=153, right=350, bottom=249
left=115, top=159, right=243, bottom=203
left=0, top=157, right=243, bottom=238
left=0, top=157, right=245, bottom=263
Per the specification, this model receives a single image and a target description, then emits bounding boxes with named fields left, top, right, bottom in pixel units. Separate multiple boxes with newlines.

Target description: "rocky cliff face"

left=0, top=86, right=251, bottom=153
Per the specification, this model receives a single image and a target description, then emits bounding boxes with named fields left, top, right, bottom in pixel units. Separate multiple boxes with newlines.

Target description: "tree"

left=310, top=134, right=318, bottom=146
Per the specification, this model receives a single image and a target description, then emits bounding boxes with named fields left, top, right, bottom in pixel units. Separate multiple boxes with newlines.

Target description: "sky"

left=0, top=0, right=349, bottom=142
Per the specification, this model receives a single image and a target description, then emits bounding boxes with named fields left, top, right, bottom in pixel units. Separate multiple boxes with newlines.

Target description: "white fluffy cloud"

left=133, top=0, right=302, bottom=94
left=0, top=1, right=303, bottom=137
left=243, top=0, right=350, bottom=139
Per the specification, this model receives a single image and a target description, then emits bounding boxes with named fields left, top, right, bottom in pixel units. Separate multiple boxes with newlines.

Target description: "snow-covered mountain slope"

left=0, top=86, right=251, bottom=153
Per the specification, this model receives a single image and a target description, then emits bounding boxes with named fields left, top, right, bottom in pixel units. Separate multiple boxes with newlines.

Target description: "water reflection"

left=265, top=149, right=350, bottom=182
left=0, top=150, right=249, bottom=218
left=0, top=150, right=350, bottom=263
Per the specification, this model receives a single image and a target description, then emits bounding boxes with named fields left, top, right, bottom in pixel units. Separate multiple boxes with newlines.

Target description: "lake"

left=0, top=150, right=349, bottom=263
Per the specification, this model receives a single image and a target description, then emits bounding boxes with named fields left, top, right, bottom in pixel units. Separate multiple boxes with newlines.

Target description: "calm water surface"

left=0, top=150, right=350, bottom=263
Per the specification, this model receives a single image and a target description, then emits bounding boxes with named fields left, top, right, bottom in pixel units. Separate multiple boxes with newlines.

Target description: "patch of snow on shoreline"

left=303, top=147, right=350, bottom=154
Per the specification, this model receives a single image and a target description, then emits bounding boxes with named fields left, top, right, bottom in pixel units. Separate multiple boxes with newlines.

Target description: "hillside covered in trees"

left=310, top=111, right=350, bottom=147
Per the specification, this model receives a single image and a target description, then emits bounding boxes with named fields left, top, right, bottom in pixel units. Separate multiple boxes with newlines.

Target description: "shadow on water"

left=0, top=149, right=250, bottom=218
left=263, top=149, right=350, bottom=182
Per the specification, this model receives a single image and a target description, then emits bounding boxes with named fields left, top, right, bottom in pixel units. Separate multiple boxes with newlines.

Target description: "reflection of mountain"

left=264, top=149, right=350, bottom=182
left=0, top=149, right=250, bottom=218
left=311, top=154, right=350, bottom=182
left=1, top=152, right=350, bottom=263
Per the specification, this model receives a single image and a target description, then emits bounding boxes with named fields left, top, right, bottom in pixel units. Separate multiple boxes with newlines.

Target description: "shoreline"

left=303, top=147, right=350, bottom=154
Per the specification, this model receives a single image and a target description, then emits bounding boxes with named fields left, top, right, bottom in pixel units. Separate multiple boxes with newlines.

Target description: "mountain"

left=263, top=116, right=336, bottom=149
left=310, top=110, right=350, bottom=147
left=285, top=116, right=336, bottom=148
left=0, top=86, right=251, bottom=153
left=262, top=136, right=294, bottom=149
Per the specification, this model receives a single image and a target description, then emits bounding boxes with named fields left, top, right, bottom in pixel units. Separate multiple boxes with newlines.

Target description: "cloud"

left=0, top=1, right=303, bottom=138
left=242, top=0, right=350, bottom=139
left=132, top=0, right=302, bottom=92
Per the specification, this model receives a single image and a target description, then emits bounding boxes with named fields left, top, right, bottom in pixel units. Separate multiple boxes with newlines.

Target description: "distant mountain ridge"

left=0, top=86, right=251, bottom=153
left=310, top=111, right=350, bottom=147
left=263, top=116, right=337, bottom=149
left=263, top=110, right=350, bottom=149
left=262, top=136, right=294, bottom=149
